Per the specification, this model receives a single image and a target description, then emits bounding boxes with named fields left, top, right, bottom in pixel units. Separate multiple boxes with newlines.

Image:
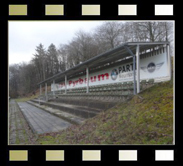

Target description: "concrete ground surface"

left=27, top=100, right=85, bottom=125
left=17, top=102, right=72, bottom=134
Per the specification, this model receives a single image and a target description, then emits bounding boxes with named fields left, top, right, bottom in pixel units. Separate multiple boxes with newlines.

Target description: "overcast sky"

left=9, top=21, right=107, bottom=65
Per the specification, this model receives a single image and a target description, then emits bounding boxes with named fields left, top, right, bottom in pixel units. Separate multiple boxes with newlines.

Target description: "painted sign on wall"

left=51, top=48, right=168, bottom=91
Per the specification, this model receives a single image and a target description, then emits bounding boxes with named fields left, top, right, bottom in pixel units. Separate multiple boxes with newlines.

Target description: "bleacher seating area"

left=35, top=79, right=155, bottom=120
left=42, top=79, right=155, bottom=101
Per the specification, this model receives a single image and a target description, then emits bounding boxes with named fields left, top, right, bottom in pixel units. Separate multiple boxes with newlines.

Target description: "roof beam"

left=127, top=41, right=169, bottom=46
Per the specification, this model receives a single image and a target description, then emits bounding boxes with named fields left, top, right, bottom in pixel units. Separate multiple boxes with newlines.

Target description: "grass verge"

left=37, top=79, right=173, bottom=145
left=15, top=94, right=39, bottom=102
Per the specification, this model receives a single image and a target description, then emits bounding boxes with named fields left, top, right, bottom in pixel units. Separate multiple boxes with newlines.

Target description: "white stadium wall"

left=51, top=47, right=169, bottom=91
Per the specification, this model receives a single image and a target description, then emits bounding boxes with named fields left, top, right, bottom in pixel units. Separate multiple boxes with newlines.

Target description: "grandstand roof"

left=38, top=41, right=169, bottom=85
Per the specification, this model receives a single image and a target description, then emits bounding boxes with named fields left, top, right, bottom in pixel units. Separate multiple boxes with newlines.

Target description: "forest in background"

left=9, top=21, right=173, bottom=98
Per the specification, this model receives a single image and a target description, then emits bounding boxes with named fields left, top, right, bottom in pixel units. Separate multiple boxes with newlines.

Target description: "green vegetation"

left=15, top=94, right=39, bottom=102
left=37, top=79, right=173, bottom=145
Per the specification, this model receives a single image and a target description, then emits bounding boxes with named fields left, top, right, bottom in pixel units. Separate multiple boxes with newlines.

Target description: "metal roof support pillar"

left=45, top=82, right=47, bottom=102
left=133, top=54, right=137, bottom=95
left=124, top=45, right=137, bottom=95
left=136, top=45, right=140, bottom=93
left=166, top=44, right=171, bottom=80
left=53, top=80, right=55, bottom=97
left=65, top=75, right=67, bottom=94
left=86, top=67, right=89, bottom=93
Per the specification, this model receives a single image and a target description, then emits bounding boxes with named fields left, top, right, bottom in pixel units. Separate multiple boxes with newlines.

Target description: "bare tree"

left=132, top=22, right=173, bottom=42
left=59, top=30, right=99, bottom=69
left=18, top=62, right=37, bottom=95
left=9, top=64, right=20, bottom=97
left=94, top=22, right=124, bottom=51
left=9, top=62, right=37, bottom=97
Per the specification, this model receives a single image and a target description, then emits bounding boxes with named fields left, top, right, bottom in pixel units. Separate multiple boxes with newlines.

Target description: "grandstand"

left=31, top=42, right=171, bottom=120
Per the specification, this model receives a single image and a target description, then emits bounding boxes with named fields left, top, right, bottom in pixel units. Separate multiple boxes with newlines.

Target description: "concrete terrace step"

left=27, top=101, right=85, bottom=125
left=49, top=98, right=117, bottom=110
left=31, top=99, right=103, bottom=119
